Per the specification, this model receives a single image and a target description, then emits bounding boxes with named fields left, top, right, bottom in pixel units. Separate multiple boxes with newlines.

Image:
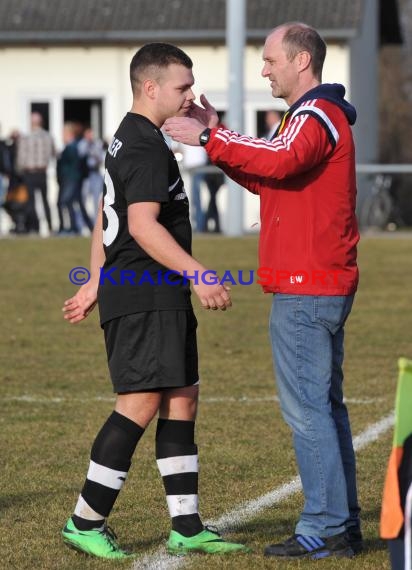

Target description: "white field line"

left=132, top=412, right=394, bottom=570
left=4, top=394, right=384, bottom=405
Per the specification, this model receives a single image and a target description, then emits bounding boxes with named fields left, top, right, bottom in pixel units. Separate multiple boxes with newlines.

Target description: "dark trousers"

left=57, top=179, right=93, bottom=234
left=24, top=171, right=52, bottom=233
left=57, top=181, right=77, bottom=233
left=74, top=180, right=93, bottom=232
left=203, top=173, right=223, bottom=233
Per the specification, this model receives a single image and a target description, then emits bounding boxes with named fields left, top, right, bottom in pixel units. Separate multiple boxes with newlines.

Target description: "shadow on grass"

left=0, top=490, right=63, bottom=512
left=224, top=506, right=388, bottom=555
left=362, top=537, right=388, bottom=554
left=223, top=515, right=297, bottom=540
left=126, top=534, right=168, bottom=553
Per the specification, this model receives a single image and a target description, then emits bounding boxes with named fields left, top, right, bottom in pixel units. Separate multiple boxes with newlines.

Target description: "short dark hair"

left=130, top=43, right=193, bottom=95
left=280, top=23, right=326, bottom=80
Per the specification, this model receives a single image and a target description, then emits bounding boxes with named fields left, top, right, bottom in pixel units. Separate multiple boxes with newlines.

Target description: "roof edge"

left=0, top=28, right=358, bottom=46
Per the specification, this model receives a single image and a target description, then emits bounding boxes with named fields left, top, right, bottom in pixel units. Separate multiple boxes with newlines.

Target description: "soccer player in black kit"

left=61, top=43, right=249, bottom=559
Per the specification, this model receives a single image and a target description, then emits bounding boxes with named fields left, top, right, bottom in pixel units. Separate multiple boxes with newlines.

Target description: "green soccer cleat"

left=167, top=526, right=251, bottom=555
left=62, top=517, right=132, bottom=559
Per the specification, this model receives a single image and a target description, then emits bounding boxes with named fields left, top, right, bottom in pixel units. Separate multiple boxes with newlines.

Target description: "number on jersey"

left=103, top=169, right=119, bottom=246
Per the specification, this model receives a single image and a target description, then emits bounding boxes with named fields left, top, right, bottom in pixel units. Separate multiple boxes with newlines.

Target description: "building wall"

left=0, top=43, right=349, bottom=139
left=0, top=42, right=349, bottom=234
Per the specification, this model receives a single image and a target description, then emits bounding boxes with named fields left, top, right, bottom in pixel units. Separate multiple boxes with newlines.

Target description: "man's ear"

left=143, top=78, right=157, bottom=100
left=296, top=51, right=312, bottom=73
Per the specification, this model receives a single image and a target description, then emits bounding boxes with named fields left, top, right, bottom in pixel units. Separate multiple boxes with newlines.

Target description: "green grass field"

left=1, top=233, right=411, bottom=569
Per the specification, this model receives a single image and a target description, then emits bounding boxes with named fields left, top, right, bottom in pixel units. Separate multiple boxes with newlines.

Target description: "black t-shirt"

left=98, top=113, right=192, bottom=325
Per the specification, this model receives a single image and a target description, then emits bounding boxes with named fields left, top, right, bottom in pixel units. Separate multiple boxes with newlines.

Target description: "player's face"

left=261, top=30, right=300, bottom=105
left=156, top=64, right=195, bottom=120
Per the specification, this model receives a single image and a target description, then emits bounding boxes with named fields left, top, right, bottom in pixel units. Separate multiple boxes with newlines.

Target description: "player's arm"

left=128, top=202, right=231, bottom=311
left=63, top=201, right=105, bottom=323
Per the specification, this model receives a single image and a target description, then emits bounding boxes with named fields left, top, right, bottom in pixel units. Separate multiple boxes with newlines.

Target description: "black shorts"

left=103, top=309, right=199, bottom=393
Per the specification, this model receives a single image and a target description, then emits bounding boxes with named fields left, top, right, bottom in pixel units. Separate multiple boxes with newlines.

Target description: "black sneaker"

left=264, top=531, right=354, bottom=559
left=347, top=526, right=363, bottom=554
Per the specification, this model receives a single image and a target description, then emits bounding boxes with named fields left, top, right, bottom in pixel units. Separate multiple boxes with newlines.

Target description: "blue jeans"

left=87, top=171, right=103, bottom=223
left=269, top=294, right=360, bottom=537
left=57, top=180, right=77, bottom=233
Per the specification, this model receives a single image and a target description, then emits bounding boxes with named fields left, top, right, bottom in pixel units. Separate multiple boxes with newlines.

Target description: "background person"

left=0, top=125, right=7, bottom=205
left=263, top=109, right=284, bottom=140
left=56, top=123, right=82, bottom=235
left=72, top=122, right=94, bottom=234
left=181, top=144, right=223, bottom=232
left=17, top=112, right=54, bottom=234
left=165, top=21, right=361, bottom=560
left=77, top=127, right=105, bottom=223
left=181, top=144, right=208, bottom=231
left=1, top=130, right=29, bottom=234
left=202, top=164, right=224, bottom=233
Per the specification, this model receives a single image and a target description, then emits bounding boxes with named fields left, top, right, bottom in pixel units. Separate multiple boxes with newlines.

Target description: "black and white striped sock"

left=156, top=418, right=203, bottom=537
left=72, top=411, right=144, bottom=531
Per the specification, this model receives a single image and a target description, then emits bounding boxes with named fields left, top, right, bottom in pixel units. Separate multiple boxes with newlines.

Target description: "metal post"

left=225, top=0, right=245, bottom=236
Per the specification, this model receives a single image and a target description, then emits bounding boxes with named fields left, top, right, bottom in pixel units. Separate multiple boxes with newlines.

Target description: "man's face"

left=31, top=112, right=43, bottom=130
left=261, top=30, right=299, bottom=103
left=155, top=64, right=195, bottom=121
left=63, top=125, right=74, bottom=144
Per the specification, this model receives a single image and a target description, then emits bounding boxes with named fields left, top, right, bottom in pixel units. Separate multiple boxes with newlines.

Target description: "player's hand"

left=187, top=94, right=219, bottom=128
left=62, top=282, right=98, bottom=323
left=193, top=280, right=232, bottom=311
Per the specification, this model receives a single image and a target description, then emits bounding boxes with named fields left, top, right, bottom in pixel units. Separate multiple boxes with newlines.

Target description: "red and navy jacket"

left=205, top=83, right=360, bottom=295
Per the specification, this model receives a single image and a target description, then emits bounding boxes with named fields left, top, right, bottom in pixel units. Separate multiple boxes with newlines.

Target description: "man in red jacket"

left=165, top=22, right=361, bottom=560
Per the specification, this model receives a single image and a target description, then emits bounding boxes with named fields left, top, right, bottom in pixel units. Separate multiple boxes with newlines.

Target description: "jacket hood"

left=290, top=83, right=357, bottom=125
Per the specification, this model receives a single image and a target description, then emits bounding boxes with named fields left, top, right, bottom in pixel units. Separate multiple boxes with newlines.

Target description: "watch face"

left=200, top=129, right=210, bottom=145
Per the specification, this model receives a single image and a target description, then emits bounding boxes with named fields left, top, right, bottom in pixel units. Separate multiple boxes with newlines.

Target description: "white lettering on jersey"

left=108, top=137, right=123, bottom=158
left=103, top=169, right=119, bottom=246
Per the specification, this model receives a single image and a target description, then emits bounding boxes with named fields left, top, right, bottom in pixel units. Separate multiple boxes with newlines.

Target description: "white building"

left=0, top=0, right=402, bottom=233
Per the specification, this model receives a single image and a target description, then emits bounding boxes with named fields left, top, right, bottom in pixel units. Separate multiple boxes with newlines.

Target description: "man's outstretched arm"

left=62, top=201, right=105, bottom=323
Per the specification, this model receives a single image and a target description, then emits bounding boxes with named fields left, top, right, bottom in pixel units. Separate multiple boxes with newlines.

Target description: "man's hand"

left=163, top=116, right=205, bottom=146
left=193, top=281, right=232, bottom=311
left=164, top=95, right=219, bottom=146
left=63, top=282, right=98, bottom=324
left=188, top=94, right=219, bottom=128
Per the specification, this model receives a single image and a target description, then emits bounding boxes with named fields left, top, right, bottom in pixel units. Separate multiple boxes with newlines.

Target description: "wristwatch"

left=199, top=128, right=211, bottom=146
